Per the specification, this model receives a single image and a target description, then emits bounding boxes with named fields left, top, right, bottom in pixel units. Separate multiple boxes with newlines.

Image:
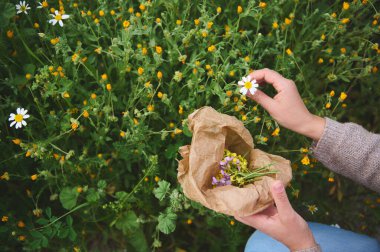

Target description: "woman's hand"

left=235, top=181, right=317, bottom=251
left=247, top=68, right=325, bottom=141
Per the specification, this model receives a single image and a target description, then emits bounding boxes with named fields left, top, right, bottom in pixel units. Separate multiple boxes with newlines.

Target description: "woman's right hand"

left=247, top=68, right=325, bottom=141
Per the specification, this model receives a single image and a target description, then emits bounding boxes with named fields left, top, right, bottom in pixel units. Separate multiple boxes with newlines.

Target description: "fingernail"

left=273, top=181, right=284, bottom=193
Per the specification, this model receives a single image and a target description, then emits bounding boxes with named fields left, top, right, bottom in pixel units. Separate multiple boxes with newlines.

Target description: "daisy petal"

left=240, top=87, right=247, bottom=95
left=59, top=20, right=63, bottom=27
left=23, top=114, right=30, bottom=119
left=17, top=108, right=21, bottom=114
left=62, top=14, right=70, bottom=19
left=22, top=120, right=27, bottom=126
left=10, top=121, right=16, bottom=127
left=238, top=81, right=244, bottom=86
left=22, top=109, right=28, bottom=115
left=55, top=10, right=59, bottom=15
left=249, top=88, right=257, bottom=95
left=52, top=19, right=58, bottom=25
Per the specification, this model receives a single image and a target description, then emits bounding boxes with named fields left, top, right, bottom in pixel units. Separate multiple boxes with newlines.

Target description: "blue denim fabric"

left=244, top=222, right=380, bottom=252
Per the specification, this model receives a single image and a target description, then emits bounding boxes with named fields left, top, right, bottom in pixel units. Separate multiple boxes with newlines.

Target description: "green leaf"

left=68, top=228, right=77, bottom=241
left=183, top=124, right=192, bottom=137
left=0, top=3, right=16, bottom=28
left=115, top=211, right=139, bottom=234
left=86, top=188, right=100, bottom=203
left=153, top=180, right=171, bottom=201
left=97, top=180, right=107, bottom=190
left=157, top=209, right=177, bottom=234
left=128, top=226, right=149, bottom=252
left=66, top=216, right=73, bottom=226
left=59, top=187, right=79, bottom=210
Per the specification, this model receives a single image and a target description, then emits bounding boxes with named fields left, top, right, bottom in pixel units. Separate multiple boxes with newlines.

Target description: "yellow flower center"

left=15, top=114, right=23, bottom=122
left=42, top=1, right=48, bottom=7
left=244, top=81, right=252, bottom=89
left=21, top=6, right=26, bottom=11
left=55, top=14, right=62, bottom=21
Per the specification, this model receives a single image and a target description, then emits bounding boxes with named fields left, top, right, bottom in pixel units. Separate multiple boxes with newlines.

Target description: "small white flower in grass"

left=9, top=108, right=30, bottom=129
left=49, top=10, right=70, bottom=27
left=16, top=1, right=31, bottom=14
left=238, top=76, right=259, bottom=96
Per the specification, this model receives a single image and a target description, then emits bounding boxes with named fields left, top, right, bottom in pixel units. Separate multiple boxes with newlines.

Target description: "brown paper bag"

left=177, top=106, right=292, bottom=217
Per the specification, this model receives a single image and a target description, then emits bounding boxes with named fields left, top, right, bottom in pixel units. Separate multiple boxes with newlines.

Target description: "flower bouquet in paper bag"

left=177, top=106, right=292, bottom=217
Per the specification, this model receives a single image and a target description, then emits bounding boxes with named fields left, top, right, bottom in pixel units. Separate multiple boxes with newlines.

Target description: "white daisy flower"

left=9, top=108, right=30, bottom=129
left=16, top=1, right=31, bottom=14
left=238, top=76, right=259, bottom=95
left=49, top=10, right=70, bottom=27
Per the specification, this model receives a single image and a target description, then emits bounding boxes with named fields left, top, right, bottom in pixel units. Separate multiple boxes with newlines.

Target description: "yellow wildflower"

left=330, top=90, right=335, bottom=97
left=286, top=48, right=293, bottom=56
left=208, top=45, right=216, bottom=52
left=106, top=83, right=112, bottom=91
left=341, top=18, right=350, bottom=24
left=342, top=2, right=350, bottom=10
left=285, top=18, right=292, bottom=25
left=1, top=216, right=8, bottom=222
left=157, top=92, right=163, bottom=99
left=217, top=7, right=222, bottom=13
left=259, top=2, right=267, bottom=8
left=176, top=19, right=182, bottom=25
left=301, top=155, right=310, bottom=165
left=272, top=128, right=280, bottom=137
left=123, top=20, right=130, bottom=28
left=194, top=19, right=200, bottom=26
left=147, top=104, right=154, bottom=112
left=17, top=221, right=25, bottom=228
left=207, top=21, right=213, bottom=29
left=12, top=138, right=21, bottom=145
left=31, top=174, right=38, bottom=181
left=6, top=30, right=14, bottom=39
left=155, top=46, right=163, bottom=54
left=91, top=93, right=97, bottom=99
left=157, top=71, right=163, bottom=79
left=139, top=4, right=146, bottom=11
left=187, top=219, right=193, bottom=225
left=99, top=10, right=105, bottom=16
left=156, top=18, right=161, bottom=23
left=138, top=67, right=144, bottom=75
left=325, top=102, right=331, bottom=109
left=237, top=5, right=243, bottom=14
left=83, top=110, right=89, bottom=118
left=272, top=21, right=279, bottom=29
left=318, top=58, right=324, bottom=64
left=339, top=92, right=347, bottom=101
left=1, top=172, right=10, bottom=181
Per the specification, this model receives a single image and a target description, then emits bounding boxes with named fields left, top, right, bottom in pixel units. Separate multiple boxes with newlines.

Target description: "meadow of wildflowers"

left=1, top=0, right=380, bottom=250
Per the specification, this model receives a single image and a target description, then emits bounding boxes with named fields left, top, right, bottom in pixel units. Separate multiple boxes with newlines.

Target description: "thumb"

left=247, top=89, right=276, bottom=113
left=270, top=181, right=293, bottom=218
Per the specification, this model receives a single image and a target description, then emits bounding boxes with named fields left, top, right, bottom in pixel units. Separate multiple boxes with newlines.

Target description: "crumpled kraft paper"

left=177, top=106, right=292, bottom=217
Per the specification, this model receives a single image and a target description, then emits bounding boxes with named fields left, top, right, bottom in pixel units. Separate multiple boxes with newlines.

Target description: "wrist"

left=288, top=235, right=317, bottom=251
left=297, top=114, right=325, bottom=141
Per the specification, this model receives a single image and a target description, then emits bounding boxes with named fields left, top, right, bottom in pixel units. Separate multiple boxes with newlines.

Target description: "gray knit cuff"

left=293, top=244, right=322, bottom=252
left=310, top=117, right=345, bottom=164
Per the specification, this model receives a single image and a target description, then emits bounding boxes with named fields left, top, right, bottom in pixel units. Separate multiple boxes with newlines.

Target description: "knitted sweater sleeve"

left=310, top=117, right=380, bottom=193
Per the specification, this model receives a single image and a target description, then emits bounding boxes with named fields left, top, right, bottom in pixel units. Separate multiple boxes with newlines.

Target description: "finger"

left=235, top=212, right=273, bottom=230
left=270, top=181, right=293, bottom=218
left=247, top=89, right=277, bottom=113
left=248, top=68, right=288, bottom=92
